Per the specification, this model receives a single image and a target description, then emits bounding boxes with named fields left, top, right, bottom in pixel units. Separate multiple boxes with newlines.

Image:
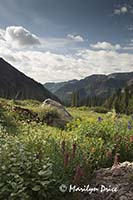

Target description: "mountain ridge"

left=0, top=58, right=59, bottom=101
left=44, top=72, right=133, bottom=106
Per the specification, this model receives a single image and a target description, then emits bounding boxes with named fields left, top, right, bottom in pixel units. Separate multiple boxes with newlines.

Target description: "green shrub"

left=91, top=106, right=109, bottom=113
left=0, top=132, right=55, bottom=200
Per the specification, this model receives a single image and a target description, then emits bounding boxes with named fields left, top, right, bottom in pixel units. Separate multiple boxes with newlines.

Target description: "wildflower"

left=98, top=116, right=103, bottom=122
left=74, top=165, right=84, bottom=183
left=128, top=125, right=132, bottom=130
left=61, top=140, right=65, bottom=154
left=130, top=135, right=133, bottom=143
left=125, top=143, right=128, bottom=150
left=72, top=143, right=76, bottom=158
left=91, top=147, right=95, bottom=153
left=115, top=136, right=121, bottom=143
left=64, top=153, right=69, bottom=167
left=114, top=153, right=120, bottom=165
left=106, top=151, right=112, bottom=159
left=128, top=120, right=131, bottom=124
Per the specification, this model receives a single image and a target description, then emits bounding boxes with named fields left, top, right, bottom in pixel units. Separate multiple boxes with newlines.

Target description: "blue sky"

left=0, top=0, right=133, bottom=82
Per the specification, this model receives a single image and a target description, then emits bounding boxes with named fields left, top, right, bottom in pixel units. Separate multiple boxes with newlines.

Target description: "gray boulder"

left=83, top=161, right=133, bottom=200
left=42, top=98, right=72, bottom=128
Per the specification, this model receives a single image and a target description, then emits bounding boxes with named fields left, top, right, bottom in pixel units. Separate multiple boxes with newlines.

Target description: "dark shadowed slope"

left=105, top=79, right=133, bottom=114
left=0, top=58, right=59, bottom=101
left=44, top=79, right=78, bottom=94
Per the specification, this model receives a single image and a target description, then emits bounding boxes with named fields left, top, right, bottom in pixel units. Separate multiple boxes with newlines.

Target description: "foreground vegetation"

left=0, top=99, right=133, bottom=200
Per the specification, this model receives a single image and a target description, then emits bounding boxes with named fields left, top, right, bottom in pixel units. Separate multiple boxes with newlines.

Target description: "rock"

left=119, top=195, right=129, bottom=200
left=42, top=98, right=72, bottom=128
left=14, top=100, right=72, bottom=128
left=14, top=106, right=39, bottom=122
left=112, top=166, right=123, bottom=177
left=42, top=98, right=63, bottom=109
left=83, top=162, right=133, bottom=200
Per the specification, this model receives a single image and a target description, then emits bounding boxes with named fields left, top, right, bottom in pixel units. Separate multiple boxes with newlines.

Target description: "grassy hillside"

left=0, top=99, right=132, bottom=199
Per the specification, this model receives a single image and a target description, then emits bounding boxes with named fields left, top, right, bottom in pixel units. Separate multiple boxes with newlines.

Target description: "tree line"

left=70, top=83, right=133, bottom=114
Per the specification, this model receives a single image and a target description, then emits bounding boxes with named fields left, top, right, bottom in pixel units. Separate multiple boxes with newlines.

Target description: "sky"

left=0, top=0, right=133, bottom=83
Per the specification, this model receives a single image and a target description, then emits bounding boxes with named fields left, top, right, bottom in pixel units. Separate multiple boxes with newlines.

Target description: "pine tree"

left=71, top=91, right=79, bottom=107
left=71, top=92, right=75, bottom=107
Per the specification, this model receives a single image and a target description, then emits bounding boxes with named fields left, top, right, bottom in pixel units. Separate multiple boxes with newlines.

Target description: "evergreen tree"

left=71, top=91, right=79, bottom=107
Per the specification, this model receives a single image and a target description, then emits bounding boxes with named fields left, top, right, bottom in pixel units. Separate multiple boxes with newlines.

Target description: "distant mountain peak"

left=44, top=71, right=133, bottom=106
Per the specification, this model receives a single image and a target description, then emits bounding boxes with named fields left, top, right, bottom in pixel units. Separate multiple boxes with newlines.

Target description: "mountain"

left=105, top=79, right=133, bottom=114
left=44, top=79, right=78, bottom=94
left=0, top=58, right=59, bottom=101
left=44, top=72, right=133, bottom=106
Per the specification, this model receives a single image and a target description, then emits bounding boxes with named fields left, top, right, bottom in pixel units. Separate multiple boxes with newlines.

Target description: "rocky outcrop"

left=42, top=98, right=72, bottom=126
left=84, top=162, right=133, bottom=200
left=13, top=100, right=72, bottom=128
left=14, top=106, right=39, bottom=122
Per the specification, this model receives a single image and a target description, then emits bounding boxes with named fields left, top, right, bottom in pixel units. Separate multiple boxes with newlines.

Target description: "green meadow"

left=0, top=99, right=132, bottom=200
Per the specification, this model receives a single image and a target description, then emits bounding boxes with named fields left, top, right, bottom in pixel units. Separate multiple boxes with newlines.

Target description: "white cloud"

left=0, top=26, right=84, bottom=51
left=5, top=26, right=41, bottom=47
left=90, top=41, right=121, bottom=51
left=121, top=6, right=128, bottom=13
left=0, top=26, right=133, bottom=83
left=114, top=9, right=121, bottom=15
left=114, top=6, right=128, bottom=15
left=67, top=34, right=84, bottom=42
left=0, top=29, right=6, bottom=41
left=123, top=39, right=133, bottom=50
left=1, top=46, right=133, bottom=83
left=76, top=49, right=133, bottom=74
left=123, top=46, right=133, bottom=50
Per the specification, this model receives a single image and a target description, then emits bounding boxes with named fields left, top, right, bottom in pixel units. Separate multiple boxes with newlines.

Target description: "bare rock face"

left=42, top=98, right=72, bottom=128
left=83, top=162, right=133, bottom=200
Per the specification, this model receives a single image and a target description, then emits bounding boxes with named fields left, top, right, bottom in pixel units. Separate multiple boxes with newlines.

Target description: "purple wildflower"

left=128, top=125, right=132, bottom=130
left=98, top=116, right=103, bottom=122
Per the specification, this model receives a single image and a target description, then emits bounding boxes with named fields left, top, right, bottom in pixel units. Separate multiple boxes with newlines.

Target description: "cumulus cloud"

left=0, top=26, right=85, bottom=50
left=76, top=49, right=133, bottom=74
left=0, top=26, right=133, bottom=83
left=67, top=34, right=84, bottom=42
left=123, top=39, right=133, bottom=50
left=114, top=6, right=128, bottom=15
left=0, top=29, right=6, bottom=41
left=1, top=46, right=133, bottom=83
left=121, top=6, right=128, bottom=13
left=90, top=41, right=121, bottom=51
left=113, top=4, right=133, bottom=15
left=5, top=26, right=41, bottom=47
